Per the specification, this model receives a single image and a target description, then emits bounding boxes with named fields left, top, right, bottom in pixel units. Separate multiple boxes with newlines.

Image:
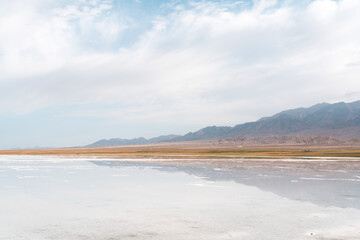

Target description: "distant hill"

left=172, top=126, right=233, bottom=141
left=87, top=100, right=360, bottom=147
left=86, top=134, right=180, bottom=147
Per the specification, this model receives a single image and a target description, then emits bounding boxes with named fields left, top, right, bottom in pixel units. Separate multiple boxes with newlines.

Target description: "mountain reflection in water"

left=1, top=155, right=360, bottom=239
left=92, top=159, right=360, bottom=210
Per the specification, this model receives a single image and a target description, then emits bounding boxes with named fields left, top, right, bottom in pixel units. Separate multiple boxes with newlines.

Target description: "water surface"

left=1, top=155, right=360, bottom=240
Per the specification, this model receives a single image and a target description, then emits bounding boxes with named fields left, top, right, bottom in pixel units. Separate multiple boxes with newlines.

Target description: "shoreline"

left=2, top=141, right=360, bottom=158
left=1, top=154, right=360, bottom=177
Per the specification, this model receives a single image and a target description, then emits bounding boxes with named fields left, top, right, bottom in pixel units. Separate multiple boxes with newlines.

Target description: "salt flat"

left=0, top=155, right=359, bottom=240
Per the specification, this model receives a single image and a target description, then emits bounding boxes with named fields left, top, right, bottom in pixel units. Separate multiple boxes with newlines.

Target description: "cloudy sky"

left=1, top=0, right=360, bottom=148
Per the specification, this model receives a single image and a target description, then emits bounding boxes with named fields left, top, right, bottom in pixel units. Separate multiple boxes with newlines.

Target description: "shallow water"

left=1, top=155, right=360, bottom=240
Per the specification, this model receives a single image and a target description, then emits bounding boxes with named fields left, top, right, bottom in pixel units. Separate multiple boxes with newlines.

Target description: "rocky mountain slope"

left=87, top=100, right=360, bottom=147
left=170, top=100, right=360, bottom=141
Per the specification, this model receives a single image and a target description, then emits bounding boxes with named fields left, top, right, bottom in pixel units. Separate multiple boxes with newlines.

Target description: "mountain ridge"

left=86, top=134, right=180, bottom=147
left=87, top=100, right=360, bottom=147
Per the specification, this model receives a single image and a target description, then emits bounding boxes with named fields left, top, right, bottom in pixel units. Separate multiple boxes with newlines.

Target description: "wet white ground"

left=0, top=155, right=359, bottom=240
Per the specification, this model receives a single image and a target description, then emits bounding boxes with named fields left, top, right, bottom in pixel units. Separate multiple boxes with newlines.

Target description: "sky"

left=1, top=0, right=360, bottom=149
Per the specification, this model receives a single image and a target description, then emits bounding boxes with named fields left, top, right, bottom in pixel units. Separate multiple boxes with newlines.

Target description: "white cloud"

left=1, top=0, right=360, bottom=127
left=0, top=0, right=125, bottom=80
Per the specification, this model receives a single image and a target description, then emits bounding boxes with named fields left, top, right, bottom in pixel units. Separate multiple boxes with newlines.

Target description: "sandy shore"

left=2, top=141, right=360, bottom=158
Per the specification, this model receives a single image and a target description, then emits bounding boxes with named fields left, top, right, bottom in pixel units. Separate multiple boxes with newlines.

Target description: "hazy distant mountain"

left=230, top=100, right=360, bottom=138
left=171, top=126, right=233, bottom=141
left=87, top=100, right=360, bottom=147
left=87, top=134, right=180, bottom=147
left=148, top=134, right=181, bottom=143
left=171, top=100, right=360, bottom=141
left=87, top=138, right=148, bottom=147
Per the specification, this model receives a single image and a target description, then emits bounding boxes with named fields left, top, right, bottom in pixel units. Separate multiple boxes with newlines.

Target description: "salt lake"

left=1, top=155, right=360, bottom=240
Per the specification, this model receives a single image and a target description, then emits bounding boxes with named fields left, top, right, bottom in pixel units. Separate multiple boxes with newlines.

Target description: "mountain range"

left=87, top=100, right=360, bottom=147
left=87, top=134, right=181, bottom=147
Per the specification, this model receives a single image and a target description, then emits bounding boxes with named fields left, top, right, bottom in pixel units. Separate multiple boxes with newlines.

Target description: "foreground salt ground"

left=0, top=155, right=359, bottom=240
